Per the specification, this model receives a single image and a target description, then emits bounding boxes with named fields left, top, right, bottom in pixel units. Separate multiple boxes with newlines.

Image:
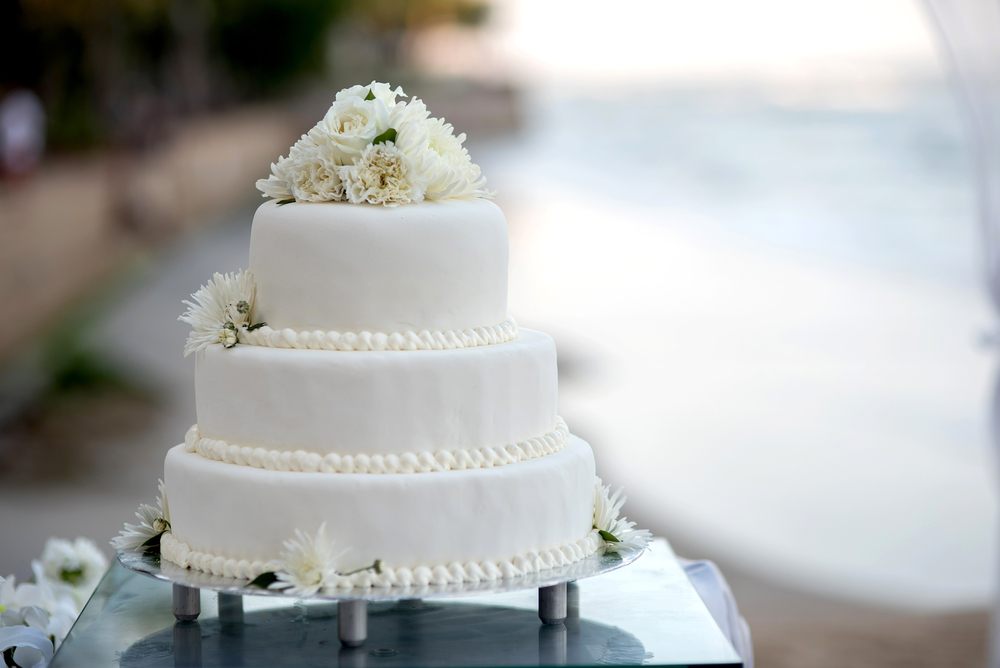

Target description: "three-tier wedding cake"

left=113, top=82, right=649, bottom=593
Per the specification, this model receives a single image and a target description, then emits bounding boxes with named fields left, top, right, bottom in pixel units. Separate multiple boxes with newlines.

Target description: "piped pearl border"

left=160, top=529, right=601, bottom=587
left=184, top=418, right=570, bottom=474
left=240, top=316, right=518, bottom=351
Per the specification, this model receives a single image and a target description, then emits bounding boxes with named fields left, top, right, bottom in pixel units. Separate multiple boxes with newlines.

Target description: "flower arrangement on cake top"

left=255, top=81, right=494, bottom=207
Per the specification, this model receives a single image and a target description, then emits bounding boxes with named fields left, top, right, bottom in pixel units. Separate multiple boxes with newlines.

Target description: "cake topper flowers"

left=593, top=478, right=652, bottom=553
left=255, top=81, right=494, bottom=207
left=178, top=269, right=265, bottom=356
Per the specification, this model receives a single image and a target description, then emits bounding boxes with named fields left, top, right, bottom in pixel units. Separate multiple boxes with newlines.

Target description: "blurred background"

left=0, top=0, right=996, bottom=665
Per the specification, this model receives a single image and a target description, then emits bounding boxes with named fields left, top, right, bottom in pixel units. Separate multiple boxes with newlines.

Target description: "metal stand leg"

left=338, top=599, right=367, bottom=647
left=217, top=593, right=243, bottom=626
left=538, top=583, right=567, bottom=625
left=173, top=584, right=200, bottom=622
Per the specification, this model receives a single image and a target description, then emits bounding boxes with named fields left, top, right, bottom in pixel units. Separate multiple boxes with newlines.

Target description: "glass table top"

left=50, top=538, right=741, bottom=667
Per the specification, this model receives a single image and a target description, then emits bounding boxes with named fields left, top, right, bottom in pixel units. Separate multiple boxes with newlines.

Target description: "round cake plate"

left=118, top=545, right=644, bottom=646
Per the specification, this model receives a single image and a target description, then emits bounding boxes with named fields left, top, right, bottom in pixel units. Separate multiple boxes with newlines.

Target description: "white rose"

left=336, top=81, right=406, bottom=108
left=310, top=97, right=390, bottom=165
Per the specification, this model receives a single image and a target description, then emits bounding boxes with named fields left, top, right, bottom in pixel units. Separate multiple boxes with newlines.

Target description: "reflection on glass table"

left=51, top=538, right=741, bottom=667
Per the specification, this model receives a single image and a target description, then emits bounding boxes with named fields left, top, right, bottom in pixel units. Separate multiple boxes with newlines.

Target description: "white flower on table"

left=0, top=573, right=79, bottom=666
left=32, top=537, right=108, bottom=609
left=270, top=523, right=346, bottom=597
left=111, top=479, right=171, bottom=552
left=178, top=269, right=256, bottom=356
left=594, top=478, right=653, bottom=553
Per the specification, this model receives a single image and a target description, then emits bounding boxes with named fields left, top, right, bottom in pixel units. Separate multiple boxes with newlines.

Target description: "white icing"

left=195, top=329, right=559, bottom=457
left=240, top=316, right=517, bottom=351
left=249, top=199, right=508, bottom=334
left=163, top=435, right=597, bottom=574
left=161, top=529, right=600, bottom=587
left=184, top=418, right=569, bottom=474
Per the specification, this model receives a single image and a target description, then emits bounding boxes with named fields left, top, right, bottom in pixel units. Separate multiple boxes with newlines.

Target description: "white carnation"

left=282, top=140, right=344, bottom=202
left=336, top=81, right=406, bottom=108
left=340, top=142, right=426, bottom=207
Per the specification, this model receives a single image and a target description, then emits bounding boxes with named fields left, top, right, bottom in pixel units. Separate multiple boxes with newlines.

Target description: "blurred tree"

left=0, top=0, right=489, bottom=151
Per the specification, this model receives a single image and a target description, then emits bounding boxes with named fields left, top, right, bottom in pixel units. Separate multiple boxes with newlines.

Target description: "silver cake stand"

left=117, top=546, right=644, bottom=647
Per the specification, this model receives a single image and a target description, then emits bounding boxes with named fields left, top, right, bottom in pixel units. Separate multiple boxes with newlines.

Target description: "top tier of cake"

left=249, top=199, right=508, bottom=335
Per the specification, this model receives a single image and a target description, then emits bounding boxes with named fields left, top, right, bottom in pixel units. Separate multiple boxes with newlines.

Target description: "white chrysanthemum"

left=340, top=142, right=426, bottom=207
left=178, top=269, right=256, bottom=357
left=336, top=81, right=406, bottom=108
left=594, top=478, right=652, bottom=553
left=111, top=479, right=170, bottom=552
left=270, top=523, right=345, bottom=597
left=389, top=97, right=492, bottom=200
left=255, top=155, right=293, bottom=200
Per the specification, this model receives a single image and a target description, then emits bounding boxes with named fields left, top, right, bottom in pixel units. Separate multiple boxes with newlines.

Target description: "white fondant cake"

left=250, top=199, right=508, bottom=335
left=194, top=329, right=558, bottom=457
left=136, top=83, right=643, bottom=591
left=163, top=436, right=597, bottom=581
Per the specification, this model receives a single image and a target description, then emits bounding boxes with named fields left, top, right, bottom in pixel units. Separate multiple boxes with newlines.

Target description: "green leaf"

left=141, top=532, right=164, bottom=549
left=246, top=322, right=267, bottom=332
left=364, top=89, right=376, bottom=101
left=60, top=567, right=85, bottom=587
left=276, top=198, right=295, bottom=206
left=372, top=128, right=397, bottom=145
left=598, top=530, right=620, bottom=543
left=249, top=572, right=279, bottom=588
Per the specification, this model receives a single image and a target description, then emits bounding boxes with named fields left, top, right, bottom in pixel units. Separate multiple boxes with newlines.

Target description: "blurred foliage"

left=212, top=0, right=344, bottom=95
left=0, top=0, right=488, bottom=151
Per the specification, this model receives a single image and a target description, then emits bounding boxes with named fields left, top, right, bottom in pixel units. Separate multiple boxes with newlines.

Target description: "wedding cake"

left=113, top=82, right=649, bottom=593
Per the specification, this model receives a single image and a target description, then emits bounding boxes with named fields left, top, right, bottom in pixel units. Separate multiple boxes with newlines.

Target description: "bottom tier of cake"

left=162, top=436, right=599, bottom=585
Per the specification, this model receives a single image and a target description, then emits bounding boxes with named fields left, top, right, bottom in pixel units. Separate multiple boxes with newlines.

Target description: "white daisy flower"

left=178, top=269, right=256, bottom=356
left=111, top=479, right=170, bottom=552
left=270, top=523, right=345, bottom=596
left=594, top=478, right=652, bottom=553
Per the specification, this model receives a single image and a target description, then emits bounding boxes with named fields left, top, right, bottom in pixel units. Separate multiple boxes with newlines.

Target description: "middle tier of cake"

left=194, top=329, right=559, bottom=460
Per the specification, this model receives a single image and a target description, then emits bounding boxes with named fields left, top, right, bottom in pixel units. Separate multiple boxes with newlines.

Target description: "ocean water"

left=478, top=83, right=997, bottom=609
left=485, top=83, right=979, bottom=290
